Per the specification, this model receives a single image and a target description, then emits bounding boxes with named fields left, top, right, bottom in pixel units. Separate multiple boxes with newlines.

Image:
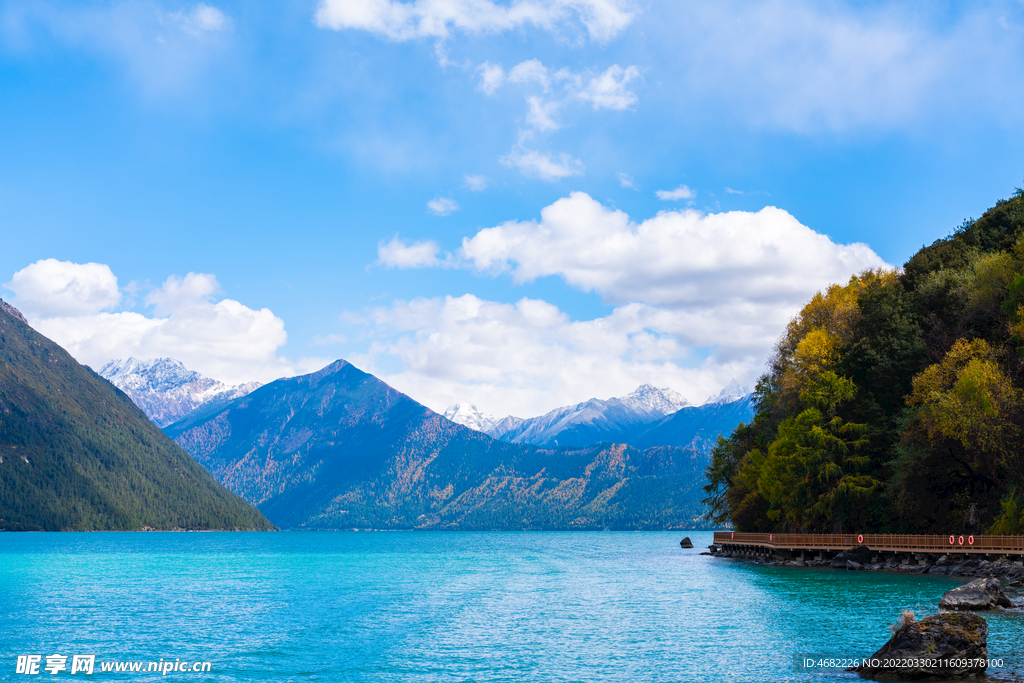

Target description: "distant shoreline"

left=706, top=544, right=1024, bottom=588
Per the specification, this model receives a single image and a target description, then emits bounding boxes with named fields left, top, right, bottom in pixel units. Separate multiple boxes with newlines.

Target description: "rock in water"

left=939, top=578, right=1014, bottom=611
left=680, top=537, right=693, bottom=548
left=831, top=545, right=873, bottom=568
left=854, top=612, right=988, bottom=680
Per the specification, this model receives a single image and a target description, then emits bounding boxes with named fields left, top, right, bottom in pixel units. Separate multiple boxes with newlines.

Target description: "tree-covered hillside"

left=704, top=186, right=1024, bottom=536
left=0, top=300, right=275, bottom=531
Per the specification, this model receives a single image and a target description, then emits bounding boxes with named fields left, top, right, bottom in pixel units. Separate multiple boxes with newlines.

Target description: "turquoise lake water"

left=2, top=531, right=1023, bottom=682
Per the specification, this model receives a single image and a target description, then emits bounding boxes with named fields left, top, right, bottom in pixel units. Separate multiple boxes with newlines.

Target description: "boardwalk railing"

left=713, top=531, right=1024, bottom=555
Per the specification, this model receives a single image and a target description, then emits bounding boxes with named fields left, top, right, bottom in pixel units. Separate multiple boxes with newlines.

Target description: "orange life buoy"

left=769, top=534, right=773, bottom=541
left=731, top=532, right=734, bottom=539
left=857, top=534, right=864, bottom=544
left=949, top=535, right=955, bottom=545
left=968, top=535, right=975, bottom=545
left=959, top=535, right=965, bottom=546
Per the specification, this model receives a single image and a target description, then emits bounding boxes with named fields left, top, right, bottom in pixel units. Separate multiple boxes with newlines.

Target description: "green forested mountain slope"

left=166, top=359, right=709, bottom=530
left=704, top=187, right=1024, bottom=536
left=0, top=300, right=275, bottom=531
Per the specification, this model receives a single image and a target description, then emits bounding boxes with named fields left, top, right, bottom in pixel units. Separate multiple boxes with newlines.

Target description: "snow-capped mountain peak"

left=704, top=379, right=751, bottom=405
left=624, top=384, right=691, bottom=415
left=443, top=403, right=502, bottom=432
left=99, top=358, right=203, bottom=393
left=97, top=357, right=261, bottom=427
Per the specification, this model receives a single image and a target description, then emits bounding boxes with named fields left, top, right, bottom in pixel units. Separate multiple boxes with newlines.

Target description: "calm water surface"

left=2, top=531, right=1022, bottom=682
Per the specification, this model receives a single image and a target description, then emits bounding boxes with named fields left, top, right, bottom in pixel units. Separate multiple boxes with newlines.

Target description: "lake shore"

left=705, top=543, right=1024, bottom=588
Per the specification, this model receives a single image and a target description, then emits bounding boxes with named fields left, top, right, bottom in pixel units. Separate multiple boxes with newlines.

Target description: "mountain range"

left=98, top=357, right=261, bottom=427
left=625, top=391, right=757, bottom=451
left=96, top=355, right=752, bottom=457
left=165, top=360, right=711, bottom=530
left=444, top=382, right=753, bottom=452
left=0, top=300, right=273, bottom=531
left=2, top=299, right=728, bottom=531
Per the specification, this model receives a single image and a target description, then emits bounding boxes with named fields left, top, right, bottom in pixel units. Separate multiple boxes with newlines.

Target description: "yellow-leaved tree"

left=905, top=338, right=1024, bottom=533
left=907, top=338, right=1022, bottom=459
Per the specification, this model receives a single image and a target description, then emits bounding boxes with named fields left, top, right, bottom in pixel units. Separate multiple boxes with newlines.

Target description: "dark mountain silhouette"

left=0, top=299, right=274, bottom=531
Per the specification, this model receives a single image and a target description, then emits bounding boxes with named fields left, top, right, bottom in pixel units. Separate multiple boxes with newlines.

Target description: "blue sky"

left=2, top=0, right=1024, bottom=417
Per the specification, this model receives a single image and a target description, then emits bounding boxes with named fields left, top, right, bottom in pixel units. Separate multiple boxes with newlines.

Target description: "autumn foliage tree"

left=705, top=185, right=1024, bottom=534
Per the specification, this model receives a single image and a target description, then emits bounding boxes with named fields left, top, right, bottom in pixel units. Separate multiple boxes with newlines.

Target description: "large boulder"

left=854, top=612, right=988, bottom=680
left=679, top=537, right=693, bottom=548
left=939, top=578, right=1014, bottom=611
left=831, top=545, right=873, bottom=568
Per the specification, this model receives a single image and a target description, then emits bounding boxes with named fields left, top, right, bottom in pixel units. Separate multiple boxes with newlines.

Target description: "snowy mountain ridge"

left=444, top=384, right=691, bottom=448
left=443, top=381, right=752, bottom=451
left=98, top=357, right=261, bottom=428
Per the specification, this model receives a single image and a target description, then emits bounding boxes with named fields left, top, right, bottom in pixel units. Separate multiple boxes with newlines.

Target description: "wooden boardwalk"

left=713, top=531, right=1024, bottom=556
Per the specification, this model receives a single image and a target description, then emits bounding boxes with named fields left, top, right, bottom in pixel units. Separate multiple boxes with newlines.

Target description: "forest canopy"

left=704, top=184, right=1024, bottom=535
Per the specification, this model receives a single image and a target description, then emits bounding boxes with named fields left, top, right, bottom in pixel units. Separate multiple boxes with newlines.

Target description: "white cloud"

left=353, top=193, right=889, bottom=415
left=725, top=187, right=743, bottom=194
left=525, top=95, right=561, bottom=131
left=457, top=193, right=887, bottom=316
left=577, top=64, right=639, bottom=110
left=4, top=260, right=320, bottom=385
left=377, top=236, right=444, bottom=268
left=1, top=3, right=234, bottom=96
left=508, top=59, right=550, bottom=90
left=475, top=61, right=505, bottom=95
left=656, top=185, right=695, bottom=201
left=500, top=147, right=584, bottom=180
left=313, top=0, right=635, bottom=42
left=145, top=272, right=218, bottom=315
left=492, top=58, right=642, bottom=162
left=5, top=259, right=121, bottom=318
left=427, top=197, right=460, bottom=215
left=464, top=174, right=490, bottom=191
left=169, top=3, right=229, bottom=36
left=618, top=172, right=636, bottom=189
left=348, top=293, right=755, bottom=417
left=655, top=1, right=1024, bottom=133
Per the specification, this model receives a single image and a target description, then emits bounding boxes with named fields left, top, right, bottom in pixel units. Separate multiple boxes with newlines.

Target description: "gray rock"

left=831, top=545, right=873, bottom=568
left=939, top=578, right=1014, bottom=611
left=847, top=560, right=864, bottom=571
left=679, top=537, right=693, bottom=548
left=853, top=612, right=988, bottom=680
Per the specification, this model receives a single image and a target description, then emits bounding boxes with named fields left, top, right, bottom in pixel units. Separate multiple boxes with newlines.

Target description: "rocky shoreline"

left=705, top=544, right=1024, bottom=589
left=704, top=543, right=1023, bottom=679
